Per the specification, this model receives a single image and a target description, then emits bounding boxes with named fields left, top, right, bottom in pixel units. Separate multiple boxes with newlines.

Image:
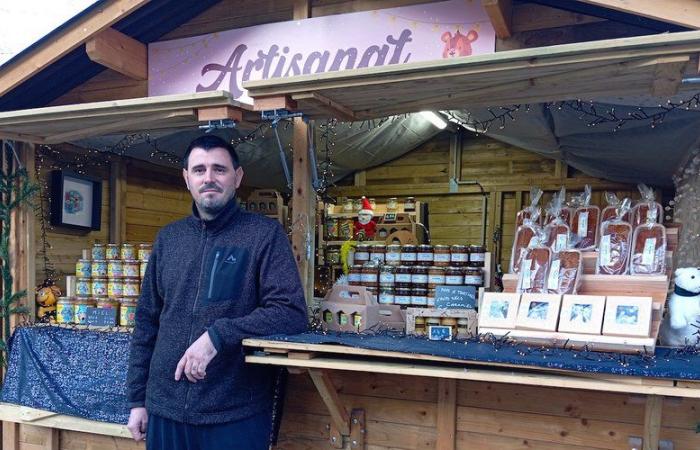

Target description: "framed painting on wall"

left=50, top=170, right=102, bottom=231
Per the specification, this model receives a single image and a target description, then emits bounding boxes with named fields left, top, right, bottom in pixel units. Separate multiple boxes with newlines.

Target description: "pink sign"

left=148, top=0, right=495, bottom=104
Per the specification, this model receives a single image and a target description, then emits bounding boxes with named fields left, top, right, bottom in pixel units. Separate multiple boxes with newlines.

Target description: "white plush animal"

left=660, top=267, right=700, bottom=347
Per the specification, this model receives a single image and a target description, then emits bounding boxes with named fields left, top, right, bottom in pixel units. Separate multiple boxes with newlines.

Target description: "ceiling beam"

left=86, top=27, right=147, bottom=80
left=482, top=0, right=513, bottom=39
left=0, top=0, right=151, bottom=97
left=574, top=0, right=700, bottom=29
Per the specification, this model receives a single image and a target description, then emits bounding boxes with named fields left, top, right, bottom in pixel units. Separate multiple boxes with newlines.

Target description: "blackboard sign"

left=86, top=307, right=117, bottom=327
left=434, top=285, right=477, bottom=309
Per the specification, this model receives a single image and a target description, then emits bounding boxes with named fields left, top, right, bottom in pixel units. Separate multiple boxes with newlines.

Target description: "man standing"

left=126, top=135, right=308, bottom=449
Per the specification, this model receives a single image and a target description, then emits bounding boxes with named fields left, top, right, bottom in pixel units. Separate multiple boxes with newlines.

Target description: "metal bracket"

left=198, top=119, right=237, bottom=132
left=260, top=108, right=305, bottom=124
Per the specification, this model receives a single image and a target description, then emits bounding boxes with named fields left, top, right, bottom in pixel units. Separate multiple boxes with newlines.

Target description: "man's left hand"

left=175, top=331, right=218, bottom=383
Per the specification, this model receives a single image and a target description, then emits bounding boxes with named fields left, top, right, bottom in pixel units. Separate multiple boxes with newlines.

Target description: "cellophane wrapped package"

left=630, top=205, right=667, bottom=275
left=517, top=228, right=552, bottom=293
left=572, top=185, right=600, bottom=251
left=544, top=190, right=571, bottom=253
left=511, top=208, right=541, bottom=274
left=632, top=183, right=663, bottom=228
left=596, top=198, right=632, bottom=275
left=516, top=187, right=543, bottom=227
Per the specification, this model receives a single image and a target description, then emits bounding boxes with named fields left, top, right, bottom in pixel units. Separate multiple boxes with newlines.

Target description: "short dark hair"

left=183, top=135, right=240, bottom=169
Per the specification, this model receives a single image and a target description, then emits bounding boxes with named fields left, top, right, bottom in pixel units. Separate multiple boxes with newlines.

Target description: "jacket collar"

left=675, top=285, right=700, bottom=297
left=189, top=197, right=240, bottom=233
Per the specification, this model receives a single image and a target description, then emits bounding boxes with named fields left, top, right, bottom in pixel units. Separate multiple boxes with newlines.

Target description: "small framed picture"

left=50, top=170, right=102, bottom=230
left=558, top=295, right=606, bottom=335
left=479, top=293, right=521, bottom=329
left=602, top=296, right=653, bottom=337
left=428, top=325, right=452, bottom=341
left=515, top=293, right=562, bottom=331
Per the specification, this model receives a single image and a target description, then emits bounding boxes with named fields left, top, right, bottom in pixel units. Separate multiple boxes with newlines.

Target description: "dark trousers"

left=147, top=411, right=272, bottom=450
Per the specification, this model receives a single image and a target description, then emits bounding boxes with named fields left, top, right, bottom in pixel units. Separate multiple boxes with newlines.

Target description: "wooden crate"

left=244, top=189, right=286, bottom=223
left=320, top=285, right=405, bottom=332
left=405, top=307, right=478, bottom=337
left=494, top=274, right=669, bottom=353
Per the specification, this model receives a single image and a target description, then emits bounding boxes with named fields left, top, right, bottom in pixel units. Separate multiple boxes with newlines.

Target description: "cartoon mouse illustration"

left=441, top=29, right=479, bottom=58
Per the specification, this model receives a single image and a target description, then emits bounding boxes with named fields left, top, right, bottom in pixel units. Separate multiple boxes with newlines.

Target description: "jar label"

left=378, top=293, right=395, bottom=304
left=411, top=296, right=427, bottom=305
left=446, top=275, right=463, bottom=285
left=396, top=274, right=411, bottom=283
left=379, top=273, right=395, bottom=284
left=642, top=237, right=657, bottom=266
left=427, top=297, right=436, bottom=306
left=464, top=276, right=483, bottom=285
left=411, top=274, right=428, bottom=284
left=386, top=252, right=401, bottom=262
left=360, top=273, right=378, bottom=283
left=401, top=253, right=417, bottom=261
left=434, top=253, right=450, bottom=262
left=451, top=253, right=468, bottom=262
left=417, top=253, right=433, bottom=262
left=428, top=275, right=446, bottom=284
left=577, top=211, right=589, bottom=238
left=395, top=295, right=411, bottom=305
left=348, top=274, right=362, bottom=283
left=370, top=254, right=385, bottom=262
left=470, top=253, right=485, bottom=262
left=355, top=252, right=370, bottom=260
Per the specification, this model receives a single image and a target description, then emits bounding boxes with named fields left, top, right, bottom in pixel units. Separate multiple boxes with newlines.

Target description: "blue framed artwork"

left=50, top=171, right=102, bottom=231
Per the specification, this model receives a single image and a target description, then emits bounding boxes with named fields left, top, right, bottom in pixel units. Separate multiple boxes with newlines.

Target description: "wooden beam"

left=482, top=0, right=513, bottom=39
left=643, top=395, right=663, bottom=450
left=512, top=3, right=605, bottom=33
left=85, top=27, right=147, bottom=80
left=292, top=92, right=356, bottom=121
left=196, top=106, right=243, bottom=122
left=293, top=0, right=311, bottom=20
left=2, top=421, right=19, bottom=450
left=308, top=369, right=351, bottom=436
left=253, top=96, right=298, bottom=112
left=575, top=0, right=700, bottom=29
left=0, top=0, right=150, bottom=97
left=109, top=159, right=127, bottom=244
left=0, top=404, right=131, bottom=438
left=291, top=117, right=315, bottom=302
left=436, top=378, right=457, bottom=450
left=651, top=57, right=688, bottom=97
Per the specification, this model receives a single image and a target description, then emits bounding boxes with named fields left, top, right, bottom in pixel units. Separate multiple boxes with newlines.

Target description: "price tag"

left=577, top=212, right=589, bottom=238
left=556, top=233, right=568, bottom=252
left=547, top=259, right=561, bottom=290
left=600, top=234, right=611, bottom=266
left=642, top=237, right=657, bottom=266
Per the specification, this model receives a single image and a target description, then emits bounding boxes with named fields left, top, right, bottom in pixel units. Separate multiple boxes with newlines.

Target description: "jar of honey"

left=138, top=243, right=153, bottom=261
left=427, top=289, right=436, bottom=307
left=76, top=278, right=92, bottom=297
left=91, top=243, right=106, bottom=260
left=56, top=297, right=76, bottom=324
left=441, top=317, right=458, bottom=337
left=91, top=260, right=108, bottom=278
left=414, top=316, right=426, bottom=336
left=74, top=298, right=96, bottom=324
left=107, top=260, right=123, bottom=278
left=92, top=278, right=108, bottom=297
left=432, top=245, right=451, bottom=267
left=106, top=244, right=120, bottom=260
left=119, top=298, right=138, bottom=327
left=121, top=243, right=137, bottom=261
left=123, top=277, right=141, bottom=297
left=76, top=259, right=91, bottom=278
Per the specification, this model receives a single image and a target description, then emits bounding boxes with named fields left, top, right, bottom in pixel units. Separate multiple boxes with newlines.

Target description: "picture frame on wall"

left=602, top=296, right=653, bottom=337
left=478, top=292, right=521, bottom=329
left=515, top=293, right=562, bottom=331
left=558, top=295, right=606, bottom=335
left=50, top=170, right=102, bottom=231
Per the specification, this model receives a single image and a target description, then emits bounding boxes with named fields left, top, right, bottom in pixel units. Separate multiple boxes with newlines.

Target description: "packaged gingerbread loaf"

left=517, top=229, right=552, bottom=294
left=572, top=185, right=600, bottom=251
left=601, top=191, right=631, bottom=223
left=516, top=187, right=543, bottom=227
left=547, top=249, right=582, bottom=295
left=632, top=184, right=662, bottom=228
left=630, top=206, right=667, bottom=275
left=544, top=190, right=570, bottom=253
left=596, top=198, right=632, bottom=275
left=544, top=187, right=573, bottom=226
left=510, top=208, right=541, bottom=274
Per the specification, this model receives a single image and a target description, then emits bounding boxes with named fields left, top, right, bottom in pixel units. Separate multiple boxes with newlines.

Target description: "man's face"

left=182, top=147, right=243, bottom=217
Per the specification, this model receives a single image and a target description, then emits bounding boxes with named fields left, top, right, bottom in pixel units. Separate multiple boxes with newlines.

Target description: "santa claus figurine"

left=354, top=196, right=377, bottom=240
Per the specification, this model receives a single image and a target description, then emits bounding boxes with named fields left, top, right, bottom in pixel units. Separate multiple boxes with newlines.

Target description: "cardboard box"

left=321, top=285, right=405, bottom=332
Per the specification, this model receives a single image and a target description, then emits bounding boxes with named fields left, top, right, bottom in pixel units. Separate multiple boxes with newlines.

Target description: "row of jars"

left=92, top=243, right=151, bottom=261
left=353, top=244, right=486, bottom=267
left=338, top=197, right=416, bottom=213
left=77, top=259, right=147, bottom=279
left=349, top=264, right=484, bottom=290
left=240, top=201, right=277, bottom=213
left=56, top=296, right=138, bottom=327
left=414, top=317, right=471, bottom=339
left=76, top=277, right=141, bottom=298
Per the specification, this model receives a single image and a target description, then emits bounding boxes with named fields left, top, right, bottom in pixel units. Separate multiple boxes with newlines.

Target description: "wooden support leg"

left=437, top=378, right=457, bottom=450
left=2, top=422, right=19, bottom=450
left=643, top=395, right=663, bottom=450
left=308, top=369, right=351, bottom=448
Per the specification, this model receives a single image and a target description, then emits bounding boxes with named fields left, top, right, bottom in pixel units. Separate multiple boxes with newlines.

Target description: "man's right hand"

left=127, top=407, right=148, bottom=441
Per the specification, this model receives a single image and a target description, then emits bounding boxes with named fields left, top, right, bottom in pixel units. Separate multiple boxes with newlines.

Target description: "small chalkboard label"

left=428, top=325, right=452, bottom=341
left=434, top=285, right=477, bottom=309
left=86, top=307, right=117, bottom=327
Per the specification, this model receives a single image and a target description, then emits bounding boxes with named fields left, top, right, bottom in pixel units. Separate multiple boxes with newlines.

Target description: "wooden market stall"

left=0, top=0, right=698, bottom=450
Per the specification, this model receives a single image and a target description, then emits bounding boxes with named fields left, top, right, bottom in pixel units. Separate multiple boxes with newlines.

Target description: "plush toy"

left=36, top=279, right=61, bottom=323
left=353, top=197, right=376, bottom=240
left=659, top=268, right=700, bottom=347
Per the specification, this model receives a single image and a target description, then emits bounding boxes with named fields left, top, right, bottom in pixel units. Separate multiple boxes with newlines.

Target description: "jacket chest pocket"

left=204, top=246, right=249, bottom=304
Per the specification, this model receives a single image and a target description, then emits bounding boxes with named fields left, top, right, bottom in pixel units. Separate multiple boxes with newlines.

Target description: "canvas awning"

left=244, top=31, right=700, bottom=120
left=0, top=91, right=256, bottom=144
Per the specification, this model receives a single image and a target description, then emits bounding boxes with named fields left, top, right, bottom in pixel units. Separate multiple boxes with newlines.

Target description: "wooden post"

left=2, top=421, right=19, bottom=450
left=291, top=118, right=316, bottom=302
left=308, top=369, right=350, bottom=448
left=436, top=378, right=457, bottom=450
left=643, top=395, right=663, bottom=450
left=109, top=159, right=127, bottom=244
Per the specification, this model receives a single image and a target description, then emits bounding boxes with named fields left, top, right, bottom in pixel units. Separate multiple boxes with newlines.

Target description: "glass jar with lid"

left=400, top=245, right=417, bottom=266
left=469, top=245, right=486, bottom=267
left=361, top=262, right=379, bottom=288
left=416, top=245, right=434, bottom=266
left=378, top=287, right=395, bottom=304
left=450, top=245, right=469, bottom=267
left=348, top=265, right=363, bottom=285
left=387, top=197, right=398, bottom=211
left=404, top=197, right=416, bottom=212
left=411, top=266, right=428, bottom=288
left=394, top=287, right=412, bottom=305
left=464, top=267, right=484, bottom=287
left=370, top=244, right=386, bottom=264
left=457, top=318, right=471, bottom=339
left=354, top=244, right=371, bottom=264
left=426, top=317, right=440, bottom=330
left=445, top=267, right=464, bottom=285
left=379, top=266, right=396, bottom=287
left=427, top=267, right=446, bottom=289
left=395, top=266, right=412, bottom=288
left=414, top=317, right=426, bottom=336
left=385, top=244, right=402, bottom=266
left=106, top=244, right=120, bottom=260
left=427, top=289, right=436, bottom=307
left=433, top=245, right=451, bottom=267
left=441, top=317, right=458, bottom=337
left=411, top=287, right=428, bottom=306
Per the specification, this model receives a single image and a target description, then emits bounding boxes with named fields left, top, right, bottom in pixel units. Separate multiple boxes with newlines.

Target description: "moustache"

left=199, top=183, right=223, bottom=193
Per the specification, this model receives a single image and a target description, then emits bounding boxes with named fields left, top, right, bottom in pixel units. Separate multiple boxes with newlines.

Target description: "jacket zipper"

left=207, top=250, right=221, bottom=300
left=184, top=222, right=208, bottom=411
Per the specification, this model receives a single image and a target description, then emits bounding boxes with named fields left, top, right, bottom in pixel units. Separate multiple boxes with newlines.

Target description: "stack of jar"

left=413, top=316, right=471, bottom=339
left=347, top=243, right=486, bottom=306
left=58, top=242, right=152, bottom=327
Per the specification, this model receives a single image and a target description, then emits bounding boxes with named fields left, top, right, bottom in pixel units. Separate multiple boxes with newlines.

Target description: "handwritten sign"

left=428, top=325, right=452, bottom=341
left=86, top=307, right=117, bottom=327
left=434, top=285, right=477, bottom=309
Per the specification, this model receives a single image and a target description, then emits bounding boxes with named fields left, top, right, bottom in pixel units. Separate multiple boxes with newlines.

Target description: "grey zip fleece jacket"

left=126, top=199, right=308, bottom=424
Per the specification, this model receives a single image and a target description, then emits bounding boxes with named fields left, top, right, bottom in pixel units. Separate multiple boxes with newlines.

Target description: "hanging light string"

left=443, top=105, right=525, bottom=134
left=317, top=118, right=338, bottom=196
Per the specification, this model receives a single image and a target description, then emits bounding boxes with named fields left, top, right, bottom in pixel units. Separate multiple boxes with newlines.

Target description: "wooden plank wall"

left=275, top=371, right=700, bottom=450
left=17, top=425, right=143, bottom=449
left=331, top=132, right=653, bottom=271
